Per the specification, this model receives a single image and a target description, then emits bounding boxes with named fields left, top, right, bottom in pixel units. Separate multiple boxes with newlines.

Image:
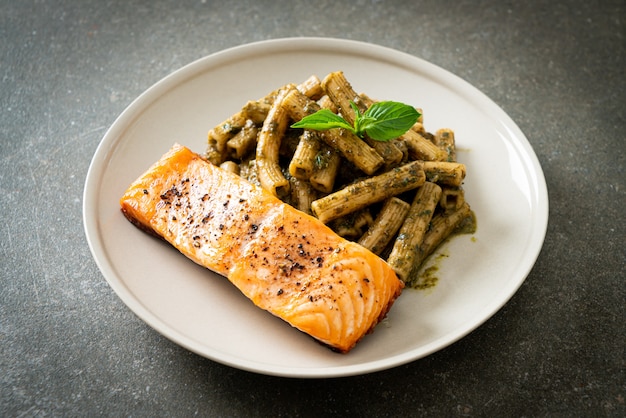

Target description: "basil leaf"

left=290, top=109, right=354, bottom=132
left=349, top=101, right=362, bottom=119
left=354, top=115, right=376, bottom=137
left=290, top=100, right=420, bottom=142
left=361, top=101, right=420, bottom=141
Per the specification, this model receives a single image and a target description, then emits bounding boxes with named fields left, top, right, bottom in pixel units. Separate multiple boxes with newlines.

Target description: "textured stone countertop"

left=1, top=1, right=624, bottom=416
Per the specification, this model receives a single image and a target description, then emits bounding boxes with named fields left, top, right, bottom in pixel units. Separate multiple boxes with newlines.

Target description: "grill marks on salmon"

left=120, top=144, right=403, bottom=353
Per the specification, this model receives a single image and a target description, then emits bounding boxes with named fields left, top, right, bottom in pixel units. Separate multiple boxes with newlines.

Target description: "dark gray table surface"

left=2, top=0, right=624, bottom=416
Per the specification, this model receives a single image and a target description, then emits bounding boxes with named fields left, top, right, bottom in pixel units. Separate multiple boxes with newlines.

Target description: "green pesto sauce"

left=407, top=210, right=477, bottom=290
left=413, top=253, right=448, bottom=290
left=456, top=210, right=478, bottom=235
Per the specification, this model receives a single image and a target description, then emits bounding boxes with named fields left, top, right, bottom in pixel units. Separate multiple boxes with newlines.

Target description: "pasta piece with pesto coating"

left=207, top=76, right=319, bottom=166
left=256, top=87, right=294, bottom=198
left=423, top=161, right=466, bottom=187
left=296, top=74, right=324, bottom=101
left=317, top=95, right=337, bottom=113
left=400, top=128, right=448, bottom=162
left=306, top=97, right=344, bottom=192
left=278, top=129, right=301, bottom=159
left=331, top=209, right=374, bottom=240
left=240, top=101, right=271, bottom=124
left=391, top=138, right=410, bottom=163
left=281, top=86, right=326, bottom=122
left=206, top=112, right=247, bottom=165
left=357, top=93, right=405, bottom=167
left=288, top=86, right=343, bottom=181
left=321, top=71, right=364, bottom=125
left=206, top=86, right=284, bottom=165
left=205, top=132, right=224, bottom=166
left=311, top=160, right=425, bottom=224
left=219, top=160, right=240, bottom=175
left=309, top=148, right=341, bottom=194
left=281, top=89, right=384, bottom=175
left=226, top=119, right=258, bottom=160
left=358, top=197, right=411, bottom=255
left=387, top=182, right=442, bottom=282
left=439, top=186, right=465, bottom=212
left=289, top=130, right=322, bottom=179
left=324, top=73, right=404, bottom=167
left=321, top=128, right=384, bottom=176
left=289, top=177, right=318, bottom=215
left=411, top=121, right=426, bottom=135
left=411, top=202, right=472, bottom=273
left=433, top=128, right=456, bottom=162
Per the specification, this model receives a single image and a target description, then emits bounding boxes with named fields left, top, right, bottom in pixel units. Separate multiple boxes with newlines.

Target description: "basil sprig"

left=291, top=101, right=420, bottom=142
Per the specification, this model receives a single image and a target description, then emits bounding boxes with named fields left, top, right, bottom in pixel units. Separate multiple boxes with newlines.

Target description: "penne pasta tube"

left=400, top=128, right=448, bottom=162
left=358, top=93, right=405, bottom=166
left=423, top=161, right=466, bottom=187
left=311, top=160, right=425, bottom=224
left=358, top=197, right=411, bottom=255
left=439, top=186, right=465, bottom=212
left=206, top=131, right=226, bottom=166
left=324, top=74, right=404, bottom=167
left=309, top=148, right=341, bottom=193
left=219, top=160, right=240, bottom=175
left=210, top=112, right=247, bottom=144
left=411, top=121, right=426, bottom=135
left=367, top=131, right=404, bottom=168
left=433, top=128, right=456, bottom=162
left=353, top=209, right=374, bottom=233
left=317, top=95, right=337, bottom=113
left=256, top=87, right=294, bottom=198
left=206, top=85, right=287, bottom=164
left=206, top=112, right=248, bottom=165
left=240, top=101, right=271, bottom=124
left=331, top=209, right=373, bottom=240
left=289, top=130, right=322, bottom=179
left=321, top=129, right=384, bottom=175
left=226, top=119, right=258, bottom=160
left=412, top=202, right=472, bottom=270
left=297, top=74, right=324, bottom=100
left=281, top=88, right=320, bottom=120
left=321, top=71, right=365, bottom=125
left=391, top=138, right=410, bottom=163
left=278, top=129, right=300, bottom=158
left=282, top=89, right=384, bottom=175
left=289, top=177, right=318, bottom=215
left=387, top=182, right=442, bottom=282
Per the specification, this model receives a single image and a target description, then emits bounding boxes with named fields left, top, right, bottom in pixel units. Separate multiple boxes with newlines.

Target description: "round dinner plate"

left=83, top=37, right=548, bottom=378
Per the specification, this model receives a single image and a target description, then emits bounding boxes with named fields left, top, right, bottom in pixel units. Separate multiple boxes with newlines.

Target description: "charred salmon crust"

left=120, top=144, right=404, bottom=353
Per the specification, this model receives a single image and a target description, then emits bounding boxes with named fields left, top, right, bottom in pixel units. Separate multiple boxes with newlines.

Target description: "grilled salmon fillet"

left=120, top=144, right=404, bottom=353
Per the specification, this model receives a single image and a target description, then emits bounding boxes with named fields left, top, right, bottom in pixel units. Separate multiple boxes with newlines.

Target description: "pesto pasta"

left=204, top=71, right=475, bottom=287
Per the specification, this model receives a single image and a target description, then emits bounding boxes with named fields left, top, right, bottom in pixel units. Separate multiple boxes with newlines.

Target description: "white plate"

left=83, top=38, right=548, bottom=378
